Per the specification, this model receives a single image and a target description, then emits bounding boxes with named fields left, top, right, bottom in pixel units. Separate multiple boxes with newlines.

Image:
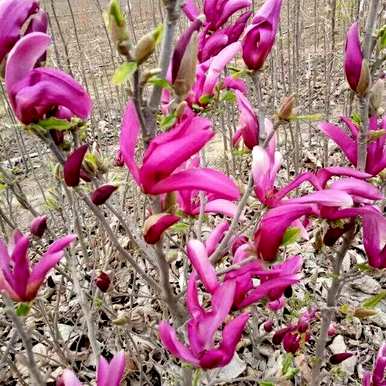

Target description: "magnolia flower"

left=0, top=230, right=76, bottom=302
left=320, top=116, right=386, bottom=176
left=232, top=90, right=259, bottom=149
left=242, top=0, right=282, bottom=71
left=0, top=0, right=48, bottom=65
left=119, top=100, right=240, bottom=200
left=5, top=32, right=91, bottom=124
left=159, top=278, right=249, bottom=369
left=63, top=145, right=90, bottom=187
left=57, top=351, right=126, bottom=386
left=344, top=22, right=371, bottom=96
left=198, top=11, right=252, bottom=62
left=362, top=343, right=386, bottom=386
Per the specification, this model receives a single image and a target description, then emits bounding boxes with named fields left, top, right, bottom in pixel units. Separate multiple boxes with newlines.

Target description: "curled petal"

left=205, top=221, right=229, bottom=256
left=149, top=168, right=240, bottom=201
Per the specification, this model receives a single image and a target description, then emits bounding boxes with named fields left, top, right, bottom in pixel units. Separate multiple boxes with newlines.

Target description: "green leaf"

left=362, top=291, right=386, bottom=309
left=282, top=353, right=293, bottom=375
left=378, top=24, right=386, bottom=50
left=160, top=113, right=177, bottom=130
left=355, top=263, right=371, bottom=272
left=199, top=95, right=212, bottom=105
left=221, top=90, right=236, bottom=102
left=38, top=117, right=74, bottom=131
left=259, top=382, right=275, bottom=386
left=281, top=227, right=301, bottom=246
left=351, top=112, right=362, bottom=125
left=148, top=76, right=173, bottom=90
left=16, top=303, right=31, bottom=317
left=112, top=62, right=137, bottom=85
left=172, top=222, right=189, bottom=233
left=0, top=183, right=7, bottom=192
left=232, top=148, right=250, bottom=157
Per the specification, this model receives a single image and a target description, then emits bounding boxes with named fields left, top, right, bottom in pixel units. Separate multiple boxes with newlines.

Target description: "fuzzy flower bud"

left=278, top=95, right=295, bottom=121
left=134, top=25, right=163, bottom=64
left=106, top=0, right=130, bottom=54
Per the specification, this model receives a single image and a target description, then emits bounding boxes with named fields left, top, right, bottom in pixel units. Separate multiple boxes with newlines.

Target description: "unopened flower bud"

left=272, top=325, right=296, bottom=345
left=283, top=332, right=301, bottom=353
left=134, top=25, right=163, bottom=64
left=330, top=352, right=353, bottom=365
left=297, top=318, right=309, bottom=333
left=30, top=215, right=48, bottom=238
left=278, top=95, right=295, bottom=121
left=369, top=78, right=384, bottom=115
left=144, top=213, right=180, bottom=244
left=263, top=320, right=274, bottom=333
left=64, top=144, right=89, bottom=187
left=95, top=272, right=111, bottom=292
left=114, top=150, right=125, bottom=167
left=175, top=101, right=188, bottom=119
left=106, top=0, right=130, bottom=53
left=356, top=60, right=371, bottom=96
left=174, top=32, right=198, bottom=99
left=91, top=184, right=118, bottom=206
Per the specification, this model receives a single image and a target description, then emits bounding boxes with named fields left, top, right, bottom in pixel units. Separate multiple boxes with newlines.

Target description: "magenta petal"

left=104, top=351, right=126, bottom=386
left=344, top=22, right=363, bottom=92
left=330, top=352, right=354, bottom=365
left=362, top=212, right=386, bottom=269
left=186, top=273, right=204, bottom=319
left=60, top=369, right=82, bottom=386
left=236, top=90, right=259, bottom=149
left=119, top=99, right=141, bottom=184
left=91, top=185, right=118, bottom=206
left=144, top=214, right=180, bottom=244
left=5, top=32, right=51, bottom=92
left=319, top=122, right=357, bottom=166
left=64, top=145, right=88, bottom=187
left=200, top=32, right=228, bottom=62
left=187, top=240, right=218, bottom=293
left=140, top=116, right=214, bottom=191
left=200, top=199, right=240, bottom=218
left=215, top=0, right=252, bottom=28
left=97, top=356, right=109, bottom=386
left=25, top=10, right=48, bottom=35
left=203, top=42, right=241, bottom=96
left=286, top=189, right=353, bottom=208
left=316, top=166, right=371, bottom=188
left=149, top=168, right=241, bottom=200
left=223, top=76, right=247, bottom=94
left=159, top=321, right=199, bottom=366
left=330, top=178, right=383, bottom=202
left=255, top=204, right=316, bottom=261
left=45, top=234, right=77, bottom=255
left=0, top=0, right=39, bottom=63
left=182, top=0, right=200, bottom=21
left=199, top=313, right=249, bottom=369
left=205, top=221, right=229, bottom=256
left=11, top=234, right=30, bottom=300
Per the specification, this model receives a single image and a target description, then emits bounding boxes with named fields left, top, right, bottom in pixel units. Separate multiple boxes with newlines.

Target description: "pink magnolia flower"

left=320, top=116, right=386, bottom=176
left=5, top=32, right=91, bottom=124
left=232, top=90, right=259, bottom=149
left=0, top=230, right=76, bottom=302
left=57, top=351, right=126, bottom=386
left=119, top=100, right=240, bottom=200
left=159, top=278, right=249, bottom=369
left=362, top=343, right=386, bottom=386
left=242, top=0, right=282, bottom=71
left=0, top=0, right=48, bottom=64
left=345, top=22, right=370, bottom=95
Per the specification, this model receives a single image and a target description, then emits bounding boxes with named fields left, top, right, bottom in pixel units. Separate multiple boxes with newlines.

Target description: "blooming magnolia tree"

left=0, top=0, right=385, bottom=385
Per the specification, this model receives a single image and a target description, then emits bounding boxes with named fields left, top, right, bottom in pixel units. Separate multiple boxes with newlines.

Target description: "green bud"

left=134, top=24, right=163, bottom=64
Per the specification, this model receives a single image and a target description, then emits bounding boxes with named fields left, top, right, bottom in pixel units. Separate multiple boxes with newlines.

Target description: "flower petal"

left=64, top=145, right=89, bottom=187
